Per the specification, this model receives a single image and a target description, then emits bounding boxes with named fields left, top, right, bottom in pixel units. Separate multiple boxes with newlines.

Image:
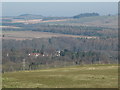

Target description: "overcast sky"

left=2, top=2, right=118, bottom=17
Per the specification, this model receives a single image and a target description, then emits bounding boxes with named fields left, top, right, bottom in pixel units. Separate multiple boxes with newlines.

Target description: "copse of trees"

left=73, top=13, right=99, bottom=18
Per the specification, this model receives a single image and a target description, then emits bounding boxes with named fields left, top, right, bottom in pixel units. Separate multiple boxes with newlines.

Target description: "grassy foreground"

left=2, top=64, right=118, bottom=88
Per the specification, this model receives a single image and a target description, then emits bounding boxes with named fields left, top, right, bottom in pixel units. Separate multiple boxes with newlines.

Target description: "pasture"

left=2, top=64, right=118, bottom=88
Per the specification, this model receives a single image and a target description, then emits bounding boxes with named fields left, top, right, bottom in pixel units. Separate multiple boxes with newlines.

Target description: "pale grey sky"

left=2, top=2, right=118, bottom=17
left=1, top=0, right=119, bottom=2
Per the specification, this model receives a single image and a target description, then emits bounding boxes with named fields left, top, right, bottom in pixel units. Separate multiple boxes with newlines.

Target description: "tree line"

left=2, top=37, right=118, bottom=72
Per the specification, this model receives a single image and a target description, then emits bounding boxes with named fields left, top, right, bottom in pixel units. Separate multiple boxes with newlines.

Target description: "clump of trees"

left=73, top=13, right=99, bottom=18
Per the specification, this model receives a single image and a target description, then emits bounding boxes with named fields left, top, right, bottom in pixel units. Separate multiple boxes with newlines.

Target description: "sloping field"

left=45, top=16, right=117, bottom=28
left=2, top=64, right=118, bottom=88
left=2, top=31, right=98, bottom=40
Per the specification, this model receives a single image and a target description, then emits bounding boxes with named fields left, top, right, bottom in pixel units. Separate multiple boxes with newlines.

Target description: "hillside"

left=2, top=15, right=118, bottom=39
left=2, top=64, right=118, bottom=88
left=14, top=14, right=44, bottom=19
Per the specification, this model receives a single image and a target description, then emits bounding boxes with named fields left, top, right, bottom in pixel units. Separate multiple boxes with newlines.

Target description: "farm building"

left=28, top=49, right=44, bottom=57
left=28, top=49, right=61, bottom=57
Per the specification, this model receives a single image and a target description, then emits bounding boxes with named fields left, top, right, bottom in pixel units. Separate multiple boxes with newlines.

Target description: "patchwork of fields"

left=2, top=64, right=118, bottom=88
left=2, top=15, right=118, bottom=88
left=1, top=15, right=117, bottom=40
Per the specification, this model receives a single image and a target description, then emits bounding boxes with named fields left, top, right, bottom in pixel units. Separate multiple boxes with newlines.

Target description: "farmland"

left=2, top=14, right=118, bottom=72
left=2, top=64, right=118, bottom=88
left=2, top=31, right=98, bottom=40
left=2, top=15, right=117, bottom=40
left=2, top=13, right=118, bottom=88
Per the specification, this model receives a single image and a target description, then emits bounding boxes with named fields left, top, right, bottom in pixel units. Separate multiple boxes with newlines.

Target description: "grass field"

left=2, top=64, right=118, bottom=88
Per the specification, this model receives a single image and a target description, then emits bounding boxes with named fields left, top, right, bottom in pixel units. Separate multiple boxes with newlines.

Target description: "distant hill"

left=13, top=14, right=70, bottom=20
left=13, top=13, right=100, bottom=20
left=14, top=14, right=44, bottom=19
left=73, top=13, right=99, bottom=18
left=19, top=14, right=43, bottom=17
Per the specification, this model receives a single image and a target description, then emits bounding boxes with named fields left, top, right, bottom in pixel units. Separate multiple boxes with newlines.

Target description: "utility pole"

left=23, top=59, right=26, bottom=70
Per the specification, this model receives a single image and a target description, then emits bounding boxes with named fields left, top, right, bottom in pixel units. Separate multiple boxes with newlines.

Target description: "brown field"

left=11, top=19, right=67, bottom=24
left=0, top=26, right=21, bottom=29
left=2, top=31, right=98, bottom=40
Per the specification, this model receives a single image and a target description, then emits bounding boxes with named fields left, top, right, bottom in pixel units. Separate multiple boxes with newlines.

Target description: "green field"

left=2, top=64, right=118, bottom=88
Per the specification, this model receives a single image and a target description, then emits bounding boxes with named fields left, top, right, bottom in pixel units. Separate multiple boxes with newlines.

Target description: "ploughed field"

left=2, top=64, right=118, bottom=88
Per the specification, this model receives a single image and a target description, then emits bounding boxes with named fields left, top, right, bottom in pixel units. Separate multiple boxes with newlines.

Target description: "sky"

left=2, top=2, right=118, bottom=17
